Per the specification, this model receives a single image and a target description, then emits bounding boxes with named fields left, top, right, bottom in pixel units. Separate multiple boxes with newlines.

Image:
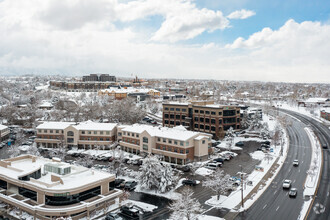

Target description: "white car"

left=283, top=179, right=292, bottom=189
left=293, top=159, right=299, bottom=166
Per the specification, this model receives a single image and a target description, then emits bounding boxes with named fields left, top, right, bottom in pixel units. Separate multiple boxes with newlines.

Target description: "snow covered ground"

left=122, top=199, right=158, bottom=212
left=67, top=148, right=143, bottom=160
left=297, top=128, right=322, bottom=220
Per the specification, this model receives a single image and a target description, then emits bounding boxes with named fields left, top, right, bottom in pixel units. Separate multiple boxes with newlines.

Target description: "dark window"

left=165, top=107, right=169, bottom=110
left=219, top=112, right=222, bottom=115
left=182, top=122, right=185, bottom=126
left=143, top=137, right=148, bottom=143
left=182, top=115, right=186, bottom=120
left=165, top=114, right=169, bottom=118
left=211, top=112, right=216, bottom=115
left=200, top=118, right=204, bottom=122
left=200, top=125, right=204, bottom=129
left=200, top=110, right=204, bottom=114
left=205, top=111, right=210, bottom=114
left=237, top=118, right=240, bottom=122
left=170, top=121, right=174, bottom=125
left=223, top=117, right=236, bottom=124
left=174, top=148, right=178, bottom=152
left=223, top=110, right=236, bottom=116
left=176, top=121, right=180, bottom=125
left=19, top=187, right=37, bottom=201
left=194, top=124, right=198, bottom=128
left=180, top=150, right=184, bottom=154
left=211, top=126, right=216, bottom=131
left=176, top=108, right=180, bottom=111
left=0, top=179, right=7, bottom=189
left=211, top=119, right=216, bottom=124
left=186, top=149, right=189, bottom=153
left=205, top=118, right=210, bottom=123
left=170, top=108, right=174, bottom=111
left=170, top=115, right=174, bottom=119
left=165, top=120, right=169, bottom=124
left=194, top=110, right=198, bottom=113
left=176, top=115, right=180, bottom=119
left=219, top=119, right=222, bottom=124
left=205, top=125, right=210, bottom=130
left=182, top=109, right=187, bottom=112
left=194, top=117, right=198, bottom=121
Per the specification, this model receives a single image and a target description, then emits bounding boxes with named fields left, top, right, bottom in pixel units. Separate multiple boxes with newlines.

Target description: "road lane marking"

left=276, top=206, right=280, bottom=211
left=274, top=191, right=277, bottom=195
left=293, top=180, right=296, bottom=183
left=263, top=204, right=267, bottom=209
left=286, top=192, right=288, bottom=196
left=327, top=192, right=329, bottom=197
left=298, top=169, right=300, bottom=173
left=302, top=161, right=304, bottom=164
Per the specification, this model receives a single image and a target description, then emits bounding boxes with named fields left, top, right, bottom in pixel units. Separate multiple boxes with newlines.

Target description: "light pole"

left=239, top=165, right=244, bottom=209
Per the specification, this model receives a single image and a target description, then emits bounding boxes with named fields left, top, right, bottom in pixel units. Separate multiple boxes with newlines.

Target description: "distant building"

left=0, top=155, right=122, bottom=219
left=50, top=81, right=116, bottom=92
left=298, top=98, right=330, bottom=107
left=83, top=74, right=116, bottom=82
left=0, top=124, right=9, bottom=141
left=163, top=101, right=241, bottom=139
left=98, top=87, right=160, bottom=100
left=35, top=121, right=117, bottom=149
left=320, top=109, right=330, bottom=121
left=117, top=124, right=212, bottom=164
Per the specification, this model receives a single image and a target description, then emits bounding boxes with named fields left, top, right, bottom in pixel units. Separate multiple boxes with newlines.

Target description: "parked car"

left=124, top=181, right=138, bottom=191
left=235, top=141, right=244, bottom=147
left=283, top=179, right=292, bottom=189
left=181, top=166, right=191, bottom=172
left=293, top=159, right=299, bottom=166
left=105, top=213, right=123, bottom=220
left=142, top=117, right=150, bottom=121
left=288, top=188, right=298, bottom=197
left=322, top=144, right=328, bottom=149
left=213, top=158, right=224, bottom=163
left=120, top=205, right=140, bottom=217
left=262, top=141, right=271, bottom=145
left=205, top=163, right=219, bottom=170
left=182, top=179, right=197, bottom=186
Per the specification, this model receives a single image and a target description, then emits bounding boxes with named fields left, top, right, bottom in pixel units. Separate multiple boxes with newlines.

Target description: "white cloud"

left=227, top=9, right=255, bottom=19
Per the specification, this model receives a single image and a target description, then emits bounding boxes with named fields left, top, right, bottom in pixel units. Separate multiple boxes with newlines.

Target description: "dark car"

left=213, top=158, right=224, bottom=163
left=322, top=144, right=328, bottom=149
left=262, top=141, right=271, bottom=145
left=124, top=181, right=138, bottom=191
left=142, top=117, right=150, bottom=121
left=235, top=141, right=244, bottom=147
left=289, top=188, right=297, bottom=197
left=114, top=179, right=125, bottom=188
left=105, top=213, right=123, bottom=220
left=182, top=179, right=197, bottom=186
left=120, top=205, right=140, bottom=217
left=181, top=166, right=190, bottom=172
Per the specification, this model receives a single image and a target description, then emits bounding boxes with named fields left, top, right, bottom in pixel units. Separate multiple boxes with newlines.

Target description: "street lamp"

left=238, top=165, right=246, bottom=209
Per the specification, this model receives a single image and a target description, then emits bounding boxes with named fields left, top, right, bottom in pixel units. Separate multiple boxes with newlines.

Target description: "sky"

left=0, top=0, right=330, bottom=83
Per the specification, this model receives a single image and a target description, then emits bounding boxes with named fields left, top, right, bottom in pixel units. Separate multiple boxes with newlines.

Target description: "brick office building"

left=163, top=101, right=240, bottom=139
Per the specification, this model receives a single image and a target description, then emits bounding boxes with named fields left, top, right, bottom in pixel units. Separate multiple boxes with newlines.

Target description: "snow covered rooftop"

left=37, top=122, right=75, bottom=130
left=0, top=155, right=113, bottom=190
left=304, top=98, right=329, bottom=103
left=121, top=124, right=211, bottom=141
left=165, top=102, right=189, bottom=106
left=73, top=121, right=117, bottom=131
left=0, top=124, right=8, bottom=130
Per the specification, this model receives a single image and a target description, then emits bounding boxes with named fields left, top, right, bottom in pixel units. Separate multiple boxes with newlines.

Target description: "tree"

left=27, top=144, right=40, bottom=156
left=159, top=163, right=176, bottom=193
left=7, top=145, right=21, bottom=158
left=168, top=187, right=204, bottom=220
left=264, top=152, right=273, bottom=164
left=203, top=169, right=232, bottom=200
left=224, top=127, right=235, bottom=151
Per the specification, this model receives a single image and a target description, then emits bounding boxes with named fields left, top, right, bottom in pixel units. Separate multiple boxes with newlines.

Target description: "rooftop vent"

left=44, top=163, right=71, bottom=175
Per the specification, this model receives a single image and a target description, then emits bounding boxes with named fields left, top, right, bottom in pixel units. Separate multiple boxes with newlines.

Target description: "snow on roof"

left=165, top=102, right=189, bottom=106
left=100, top=87, right=160, bottom=94
left=304, top=98, right=329, bottom=103
left=194, top=135, right=209, bottom=140
left=37, top=122, right=75, bottom=130
left=121, top=124, right=210, bottom=141
left=73, top=121, right=117, bottom=131
left=38, top=101, right=54, bottom=107
left=0, top=155, right=113, bottom=190
left=0, top=124, right=8, bottom=130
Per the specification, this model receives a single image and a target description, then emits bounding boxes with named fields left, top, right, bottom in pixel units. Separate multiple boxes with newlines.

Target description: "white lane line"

left=302, top=161, right=304, bottom=164
left=263, top=204, right=267, bottom=209
left=286, top=192, right=288, bottom=196
left=274, top=191, right=277, bottom=195
left=327, top=192, right=329, bottom=197
left=293, top=180, right=296, bottom=183
left=298, top=169, right=300, bottom=173
left=276, top=206, right=280, bottom=211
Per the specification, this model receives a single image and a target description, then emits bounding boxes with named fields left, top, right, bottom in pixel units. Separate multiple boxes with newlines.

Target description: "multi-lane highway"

left=280, top=109, right=330, bottom=220
left=237, top=114, right=312, bottom=220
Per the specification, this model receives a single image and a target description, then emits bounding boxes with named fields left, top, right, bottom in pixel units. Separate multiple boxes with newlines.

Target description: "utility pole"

left=239, top=165, right=244, bottom=209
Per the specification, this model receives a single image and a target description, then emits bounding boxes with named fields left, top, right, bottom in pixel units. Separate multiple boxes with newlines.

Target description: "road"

left=237, top=113, right=312, bottom=220
left=280, top=109, right=330, bottom=220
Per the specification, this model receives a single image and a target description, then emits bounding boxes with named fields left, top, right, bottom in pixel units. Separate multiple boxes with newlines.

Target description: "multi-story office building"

left=35, top=121, right=117, bottom=149
left=83, top=74, right=116, bottom=82
left=0, top=125, right=9, bottom=141
left=0, top=155, right=123, bottom=220
left=117, top=124, right=212, bottom=164
left=163, top=101, right=240, bottom=139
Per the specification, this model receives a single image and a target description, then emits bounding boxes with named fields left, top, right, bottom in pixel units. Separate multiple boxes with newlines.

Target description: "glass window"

left=202, top=140, right=206, bottom=144
left=170, top=108, right=174, bottom=111
left=205, top=125, right=210, bottom=130
left=143, top=144, right=148, bottom=150
left=136, top=134, right=139, bottom=138
left=186, top=141, right=189, bottom=146
left=44, top=130, right=47, bottom=133
left=180, top=149, right=184, bottom=154
left=200, top=125, right=204, bottom=129
left=205, top=111, right=210, bottom=114
left=206, top=118, right=210, bottom=123
left=50, top=130, right=53, bottom=133
left=211, top=111, right=216, bottom=115
left=182, top=109, right=187, bottom=112
left=176, top=115, right=180, bottom=119
left=127, top=132, right=130, bottom=136
left=100, top=131, right=104, bottom=135
left=174, top=148, right=178, bottom=152
left=158, top=137, right=161, bottom=141
left=82, top=131, right=85, bottom=134
left=169, top=139, right=172, bottom=144
left=168, top=147, right=172, bottom=151
left=163, top=146, right=166, bottom=150
left=186, top=149, right=189, bottom=153
left=163, top=138, right=166, bottom=143
left=88, top=131, right=91, bottom=134
left=94, top=131, right=97, bottom=134
left=67, top=131, right=74, bottom=136
left=174, top=140, right=178, bottom=145
left=176, top=108, right=180, bottom=111
left=219, top=112, right=222, bottom=115
left=194, top=110, right=198, bottom=113
left=200, top=110, right=204, bottom=114
left=165, top=107, right=169, bottom=110
left=118, top=132, right=122, bottom=136
left=106, top=131, right=110, bottom=135
left=143, top=137, right=148, bottom=143
left=180, top=141, right=184, bottom=146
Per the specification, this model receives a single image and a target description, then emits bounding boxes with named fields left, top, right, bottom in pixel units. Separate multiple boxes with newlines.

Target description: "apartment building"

left=98, top=87, right=160, bottom=100
left=35, top=121, right=117, bottom=149
left=163, top=101, right=240, bottom=139
left=117, top=124, right=212, bottom=164
left=0, top=155, right=123, bottom=220
left=0, top=125, right=9, bottom=141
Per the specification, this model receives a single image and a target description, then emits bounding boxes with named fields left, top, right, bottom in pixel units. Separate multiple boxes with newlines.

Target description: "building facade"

left=98, top=88, right=160, bottom=100
left=0, top=125, right=9, bottom=142
left=320, top=110, right=330, bottom=121
left=83, top=74, right=116, bottom=82
left=117, top=124, right=212, bottom=164
left=163, top=101, right=241, bottom=139
left=35, top=121, right=117, bottom=149
left=0, top=155, right=123, bottom=220
left=49, top=81, right=116, bottom=92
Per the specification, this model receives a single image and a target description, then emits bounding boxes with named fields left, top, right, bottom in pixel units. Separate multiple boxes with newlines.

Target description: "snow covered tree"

left=168, top=187, right=204, bottom=220
left=240, top=110, right=251, bottom=129
left=203, top=169, right=232, bottom=200
left=260, top=123, right=270, bottom=139
left=7, top=145, right=21, bottom=158
left=159, top=163, right=176, bottom=193
left=76, top=154, right=93, bottom=168
left=224, top=127, right=235, bottom=151
left=27, top=144, right=40, bottom=156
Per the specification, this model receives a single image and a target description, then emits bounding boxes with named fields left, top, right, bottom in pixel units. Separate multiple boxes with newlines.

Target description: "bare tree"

left=203, top=169, right=232, bottom=200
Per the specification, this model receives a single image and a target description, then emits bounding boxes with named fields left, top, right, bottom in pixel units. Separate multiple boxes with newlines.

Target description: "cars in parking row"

left=113, top=179, right=138, bottom=191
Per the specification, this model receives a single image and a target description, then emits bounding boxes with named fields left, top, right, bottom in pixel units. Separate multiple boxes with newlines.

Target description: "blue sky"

left=0, top=0, right=329, bottom=83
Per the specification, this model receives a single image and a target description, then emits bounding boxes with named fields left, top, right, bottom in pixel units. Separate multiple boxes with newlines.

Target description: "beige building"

left=0, top=155, right=123, bottom=219
left=0, top=125, right=9, bottom=142
left=35, top=121, right=117, bottom=149
left=118, top=124, right=212, bottom=164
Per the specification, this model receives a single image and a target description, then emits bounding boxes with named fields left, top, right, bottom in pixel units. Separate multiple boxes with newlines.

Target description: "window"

left=194, top=124, right=198, bottom=128
left=180, top=149, right=184, bottom=154
left=170, top=115, right=174, bottom=119
left=176, top=121, right=180, bottom=125
left=67, top=131, right=74, bottom=136
left=170, top=108, right=174, bottom=111
left=136, top=134, right=139, bottom=138
left=186, top=141, right=189, bottom=146
left=180, top=141, right=184, bottom=146
left=165, top=107, right=169, bottom=110
left=168, top=147, right=172, bottom=151
left=206, top=118, right=210, bottom=123
left=169, top=139, right=172, bottom=144
left=200, top=125, right=204, bottom=129
left=211, top=111, right=216, bottom=115
left=219, top=119, right=222, bottom=124
left=158, top=137, right=161, bottom=142
left=50, top=130, right=53, bottom=133
left=200, top=118, right=204, bottom=122
left=205, top=111, right=210, bottom=114
left=143, top=137, right=148, bottom=143
left=163, top=138, right=166, bottom=143
left=174, top=140, right=178, bottom=145
left=82, top=131, right=85, bottom=134
left=200, top=110, right=204, bottom=114
left=38, top=129, right=41, bottom=133
left=163, top=146, right=166, bottom=150
left=237, top=118, right=240, bottom=122
left=194, top=110, right=198, bottom=113
left=174, top=148, right=178, bottom=152
left=106, top=131, right=110, bottom=135
left=157, top=145, right=160, bottom=149
left=100, top=131, right=104, bottom=135
left=182, top=115, right=186, bottom=120
left=211, top=119, right=216, bottom=124
left=170, top=121, right=174, bottom=125
left=165, top=114, right=169, bottom=118
left=202, top=140, right=206, bottom=144
left=211, top=127, right=216, bottom=131
left=106, top=138, right=110, bottom=141
left=219, top=112, right=222, bottom=115
left=100, top=138, right=103, bottom=141
left=176, top=108, right=180, bottom=111
left=165, top=120, right=169, bottom=124
left=176, top=115, right=180, bottom=119
left=88, top=131, right=92, bottom=134
left=182, top=109, right=187, bottom=112
left=186, top=149, right=189, bottom=153
left=205, top=125, right=210, bottom=130
left=44, top=130, right=47, bottom=133
left=94, top=131, right=97, bottom=134
left=118, top=132, right=122, bottom=136
left=143, top=144, right=148, bottom=150
left=194, top=117, right=198, bottom=121
left=127, top=132, right=130, bottom=136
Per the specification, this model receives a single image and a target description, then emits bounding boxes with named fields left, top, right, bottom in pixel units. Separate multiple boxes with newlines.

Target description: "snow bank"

left=123, top=200, right=158, bottom=212
left=195, top=167, right=214, bottom=176
left=249, top=151, right=265, bottom=160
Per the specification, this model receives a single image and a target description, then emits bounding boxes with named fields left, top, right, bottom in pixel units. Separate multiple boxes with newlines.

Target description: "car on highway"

left=182, top=179, right=197, bottom=186
left=322, top=144, right=328, bottom=149
left=105, top=213, right=123, bottom=220
left=283, top=179, right=292, bottom=189
left=124, top=181, right=138, bottom=191
left=288, top=188, right=298, bottom=197
left=293, top=159, right=299, bottom=166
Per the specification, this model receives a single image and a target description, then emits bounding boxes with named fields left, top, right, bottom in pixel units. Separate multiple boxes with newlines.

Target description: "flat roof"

left=36, top=122, right=75, bottom=130
left=0, top=155, right=113, bottom=191
left=73, top=121, right=117, bottom=131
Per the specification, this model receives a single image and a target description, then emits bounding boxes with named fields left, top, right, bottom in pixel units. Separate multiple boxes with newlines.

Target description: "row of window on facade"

left=164, top=107, right=187, bottom=112
left=122, top=136, right=192, bottom=147
left=164, top=114, right=187, bottom=120
left=156, top=145, right=190, bottom=154
left=38, top=129, right=111, bottom=135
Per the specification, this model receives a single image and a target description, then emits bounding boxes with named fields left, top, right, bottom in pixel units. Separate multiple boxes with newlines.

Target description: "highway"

left=280, top=109, right=330, bottom=220
left=237, top=113, right=312, bottom=220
